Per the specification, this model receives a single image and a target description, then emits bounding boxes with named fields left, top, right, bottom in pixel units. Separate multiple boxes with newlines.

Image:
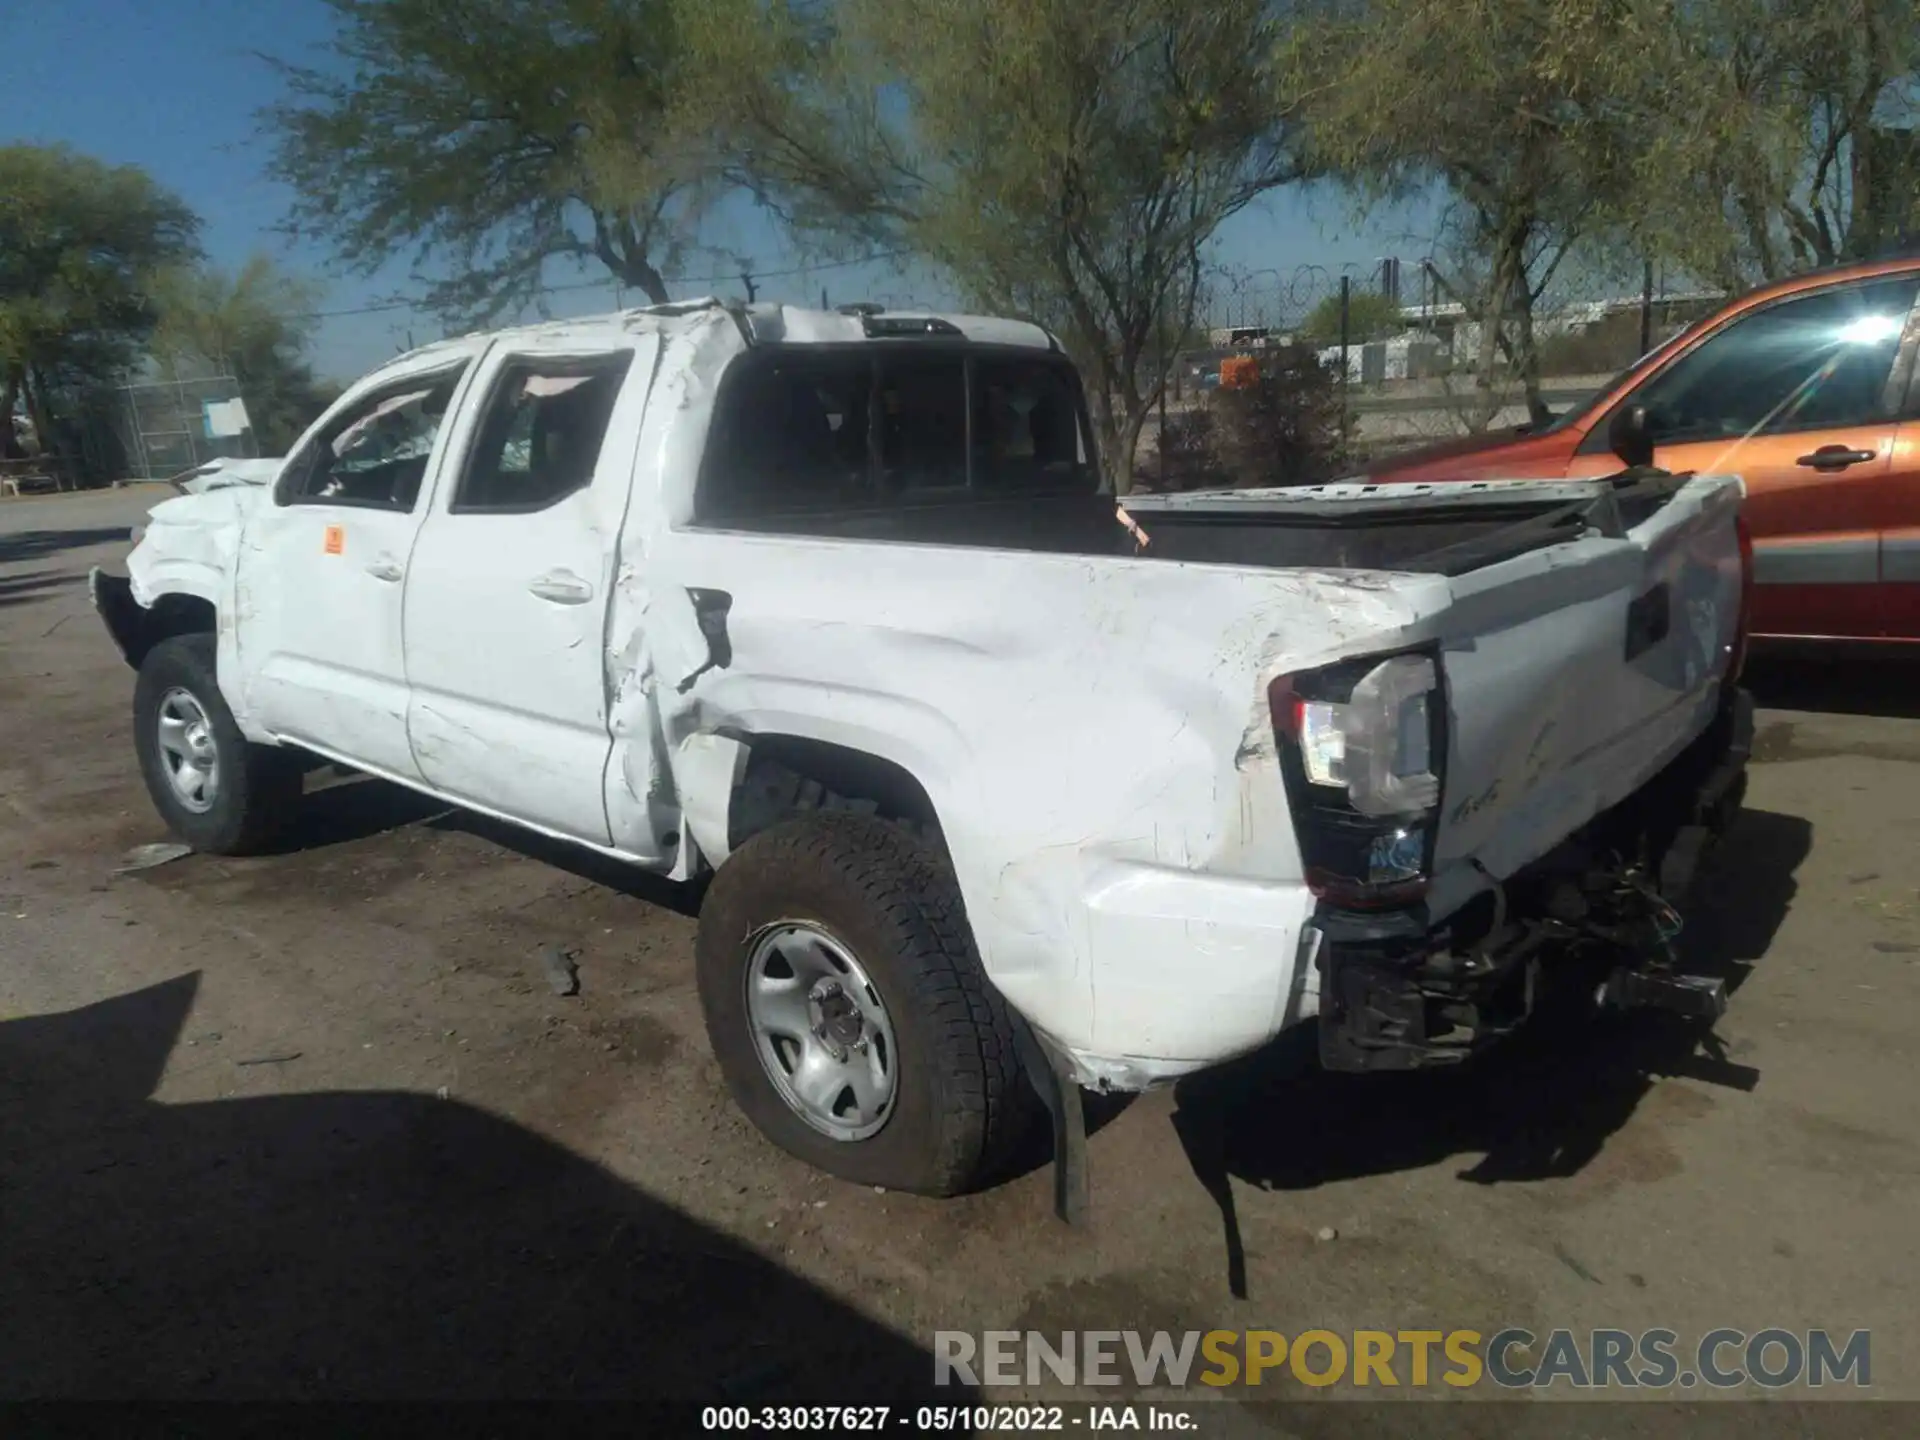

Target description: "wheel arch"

left=91, top=570, right=218, bottom=670
left=674, top=728, right=950, bottom=876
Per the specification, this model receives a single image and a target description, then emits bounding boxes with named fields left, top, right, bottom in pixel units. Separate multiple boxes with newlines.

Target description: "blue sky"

left=2, top=0, right=1437, bottom=380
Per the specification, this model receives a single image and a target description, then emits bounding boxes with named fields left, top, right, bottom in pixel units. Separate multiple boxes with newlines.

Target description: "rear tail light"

left=1269, top=649, right=1447, bottom=909
left=1728, top=513, right=1754, bottom=683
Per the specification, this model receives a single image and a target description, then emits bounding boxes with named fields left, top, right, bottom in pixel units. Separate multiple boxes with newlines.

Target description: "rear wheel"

left=695, top=814, right=1035, bottom=1195
left=133, top=634, right=301, bottom=855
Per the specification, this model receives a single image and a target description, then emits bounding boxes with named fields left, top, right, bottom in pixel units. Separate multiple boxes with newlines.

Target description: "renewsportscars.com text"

left=934, top=1327, right=1871, bottom=1390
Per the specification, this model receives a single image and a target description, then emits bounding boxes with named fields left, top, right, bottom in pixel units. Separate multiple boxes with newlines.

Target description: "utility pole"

left=1338, top=274, right=1352, bottom=444
left=1157, top=324, right=1169, bottom=489
left=1640, top=259, right=1655, bottom=356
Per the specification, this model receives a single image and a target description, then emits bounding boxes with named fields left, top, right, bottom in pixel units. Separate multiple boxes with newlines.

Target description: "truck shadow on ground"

left=0, top=973, right=960, bottom=1402
left=273, top=770, right=706, bottom=918
left=1170, top=806, right=1810, bottom=1299
left=0, top=526, right=135, bottom=567
left=0, top=567, right=85, bottom=609
left=1743, top=647, right=1920, bottom=720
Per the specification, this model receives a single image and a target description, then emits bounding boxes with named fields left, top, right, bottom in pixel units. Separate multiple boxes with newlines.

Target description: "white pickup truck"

left=93, top=301, right=1754, bottom=1213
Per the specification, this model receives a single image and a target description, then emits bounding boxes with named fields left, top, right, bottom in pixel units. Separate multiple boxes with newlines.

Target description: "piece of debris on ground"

left=113, top=842, right=193, bottom=874
left=540, top=944, right=581, bottom=996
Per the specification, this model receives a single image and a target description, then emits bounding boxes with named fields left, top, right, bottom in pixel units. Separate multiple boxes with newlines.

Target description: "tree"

left=717, top=0, right=1303, bottom=492
left=1640, top=0, right=1920, bottom=289
left=0, top=145, right=198, bottom=477
left=263, top=0, right=743, bottom=320
left=1295, top=288, right=1403, bottom=348
left=1276, top=0, right=1668, bottom=429
left=151, top=257, right=331, bottom=452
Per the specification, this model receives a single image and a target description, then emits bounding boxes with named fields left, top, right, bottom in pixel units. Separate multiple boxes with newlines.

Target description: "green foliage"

left=1637, top=0, right=1920, bottom=288
left=0, top=144, right=198, bottom=473
left=248, top=0, right=1920, bottom=484
left=1296, top=289, right=1403, bottom=348
left=718, top=0, right=1302, bottom=492
left=151, top=257, right=332, bottom=451
left=263, top=0, right=740, bottom=320
left=1274, top=0, right=1920, bottom=317
left=1275, top=0, right=1673, bottom=426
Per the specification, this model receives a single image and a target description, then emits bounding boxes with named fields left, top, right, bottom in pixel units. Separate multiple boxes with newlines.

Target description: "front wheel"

left=695, top=814, right=1035, bottom=1196
left=132, top=633, right=302, bottom=855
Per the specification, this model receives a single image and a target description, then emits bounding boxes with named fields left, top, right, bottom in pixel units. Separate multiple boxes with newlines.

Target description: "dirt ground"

left=4, top=487, right=1919, bottom=1421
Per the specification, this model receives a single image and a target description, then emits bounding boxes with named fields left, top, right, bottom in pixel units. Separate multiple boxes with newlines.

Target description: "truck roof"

left=379, top=298, right=1059, bottom=375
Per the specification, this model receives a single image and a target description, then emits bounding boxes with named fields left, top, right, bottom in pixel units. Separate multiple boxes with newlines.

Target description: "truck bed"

left=702, top=477, right=1683, bottom=578
left=665, top=468, right=1745, bottom=937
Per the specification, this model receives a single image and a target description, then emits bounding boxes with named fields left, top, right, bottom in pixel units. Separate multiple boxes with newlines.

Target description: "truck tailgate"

left=1422, top=472, right=1746, bottom=909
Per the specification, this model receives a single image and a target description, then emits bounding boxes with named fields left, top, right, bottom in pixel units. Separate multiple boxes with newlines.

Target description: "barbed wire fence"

left=1138, top=257, right=1724, bottom=489
left=254, top=245, right=1714, bottom=498
left=10, top=241, right=1723, bottom=491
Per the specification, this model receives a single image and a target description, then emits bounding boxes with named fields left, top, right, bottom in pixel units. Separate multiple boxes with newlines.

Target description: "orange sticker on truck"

left=323, top=524, right=344, bottom=555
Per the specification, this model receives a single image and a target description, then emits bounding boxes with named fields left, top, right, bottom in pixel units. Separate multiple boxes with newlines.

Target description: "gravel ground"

left=3, top=488, right=1918, bottom=1423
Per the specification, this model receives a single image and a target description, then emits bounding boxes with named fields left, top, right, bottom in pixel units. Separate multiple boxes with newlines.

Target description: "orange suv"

left=1363, top=256, right=1920, bottom=642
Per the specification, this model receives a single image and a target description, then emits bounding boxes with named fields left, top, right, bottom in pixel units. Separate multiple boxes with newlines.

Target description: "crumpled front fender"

left=89, top=568, right=147, bottom=669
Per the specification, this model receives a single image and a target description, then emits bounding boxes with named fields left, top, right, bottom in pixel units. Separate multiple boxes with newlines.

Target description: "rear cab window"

left=694, top=345, right=1099, bottom=523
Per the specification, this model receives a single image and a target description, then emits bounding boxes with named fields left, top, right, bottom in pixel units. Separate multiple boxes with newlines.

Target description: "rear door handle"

left=1795, top=445, right=1877, bottom=471
left=527, top=571, right=594, bottom=605
left=365, top=558, right=403, bottom=582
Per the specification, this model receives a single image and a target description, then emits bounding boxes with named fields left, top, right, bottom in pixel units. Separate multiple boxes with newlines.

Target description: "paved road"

left=4, top=487, right=1918, bottom=1417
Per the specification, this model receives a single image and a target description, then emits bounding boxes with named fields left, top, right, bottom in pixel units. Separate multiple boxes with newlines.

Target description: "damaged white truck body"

left=93, top=300, right=1755, bottom=1213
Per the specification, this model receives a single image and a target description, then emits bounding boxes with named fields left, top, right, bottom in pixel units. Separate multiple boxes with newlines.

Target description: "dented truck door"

left=235, top=354, right=481, bottom=780
left=400, top=334, right=660, bottom=844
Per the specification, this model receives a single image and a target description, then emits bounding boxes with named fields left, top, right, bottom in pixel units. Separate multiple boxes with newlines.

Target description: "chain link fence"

left=114, top=364, right=259, bottom=482
left=1134, top=259, right=1728, bottom=489
left=298, top=256, right=1723, bottom=496
left=4, top=383, right=143, bottom=495
left=1195, top=261, right=1719, bottom=455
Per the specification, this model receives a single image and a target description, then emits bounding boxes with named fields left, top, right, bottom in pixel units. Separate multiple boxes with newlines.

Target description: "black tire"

left=132, top=633, right=303, bottom=855
left=696, top=813, right=1036, bottom=1196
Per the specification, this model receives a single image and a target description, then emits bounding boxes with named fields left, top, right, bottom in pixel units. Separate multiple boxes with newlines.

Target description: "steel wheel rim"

left=744, top=921, right=898, bottom=1142
left=155, top=687, right=220, bottom=814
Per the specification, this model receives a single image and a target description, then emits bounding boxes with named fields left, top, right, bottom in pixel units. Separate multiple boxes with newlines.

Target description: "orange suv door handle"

left=1795, top=445, right=1877, bottom=470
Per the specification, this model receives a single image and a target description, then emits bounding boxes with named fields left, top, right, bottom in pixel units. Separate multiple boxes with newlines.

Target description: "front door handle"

left=365, top=558, right=403, bottom=582
left=528, top=571, right=594, bottom=605
left=1796, top=444, right=1877, bottom=471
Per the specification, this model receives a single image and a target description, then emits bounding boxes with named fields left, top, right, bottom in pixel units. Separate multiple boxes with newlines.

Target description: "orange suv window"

left=1578, top=275, right=1920, bottom=452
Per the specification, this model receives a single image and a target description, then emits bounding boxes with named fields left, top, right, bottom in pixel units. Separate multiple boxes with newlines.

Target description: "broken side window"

left=451, top=352, right=635, bottom=514
left=280, top=363, right=469, bottom=512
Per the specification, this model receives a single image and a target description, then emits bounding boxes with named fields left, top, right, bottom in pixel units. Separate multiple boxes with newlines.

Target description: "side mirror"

left=1607, top=403, right=1656, bottom=470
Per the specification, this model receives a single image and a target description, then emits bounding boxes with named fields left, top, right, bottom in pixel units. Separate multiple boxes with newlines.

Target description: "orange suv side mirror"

left=1607, top=403, right=1656, bottom=469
